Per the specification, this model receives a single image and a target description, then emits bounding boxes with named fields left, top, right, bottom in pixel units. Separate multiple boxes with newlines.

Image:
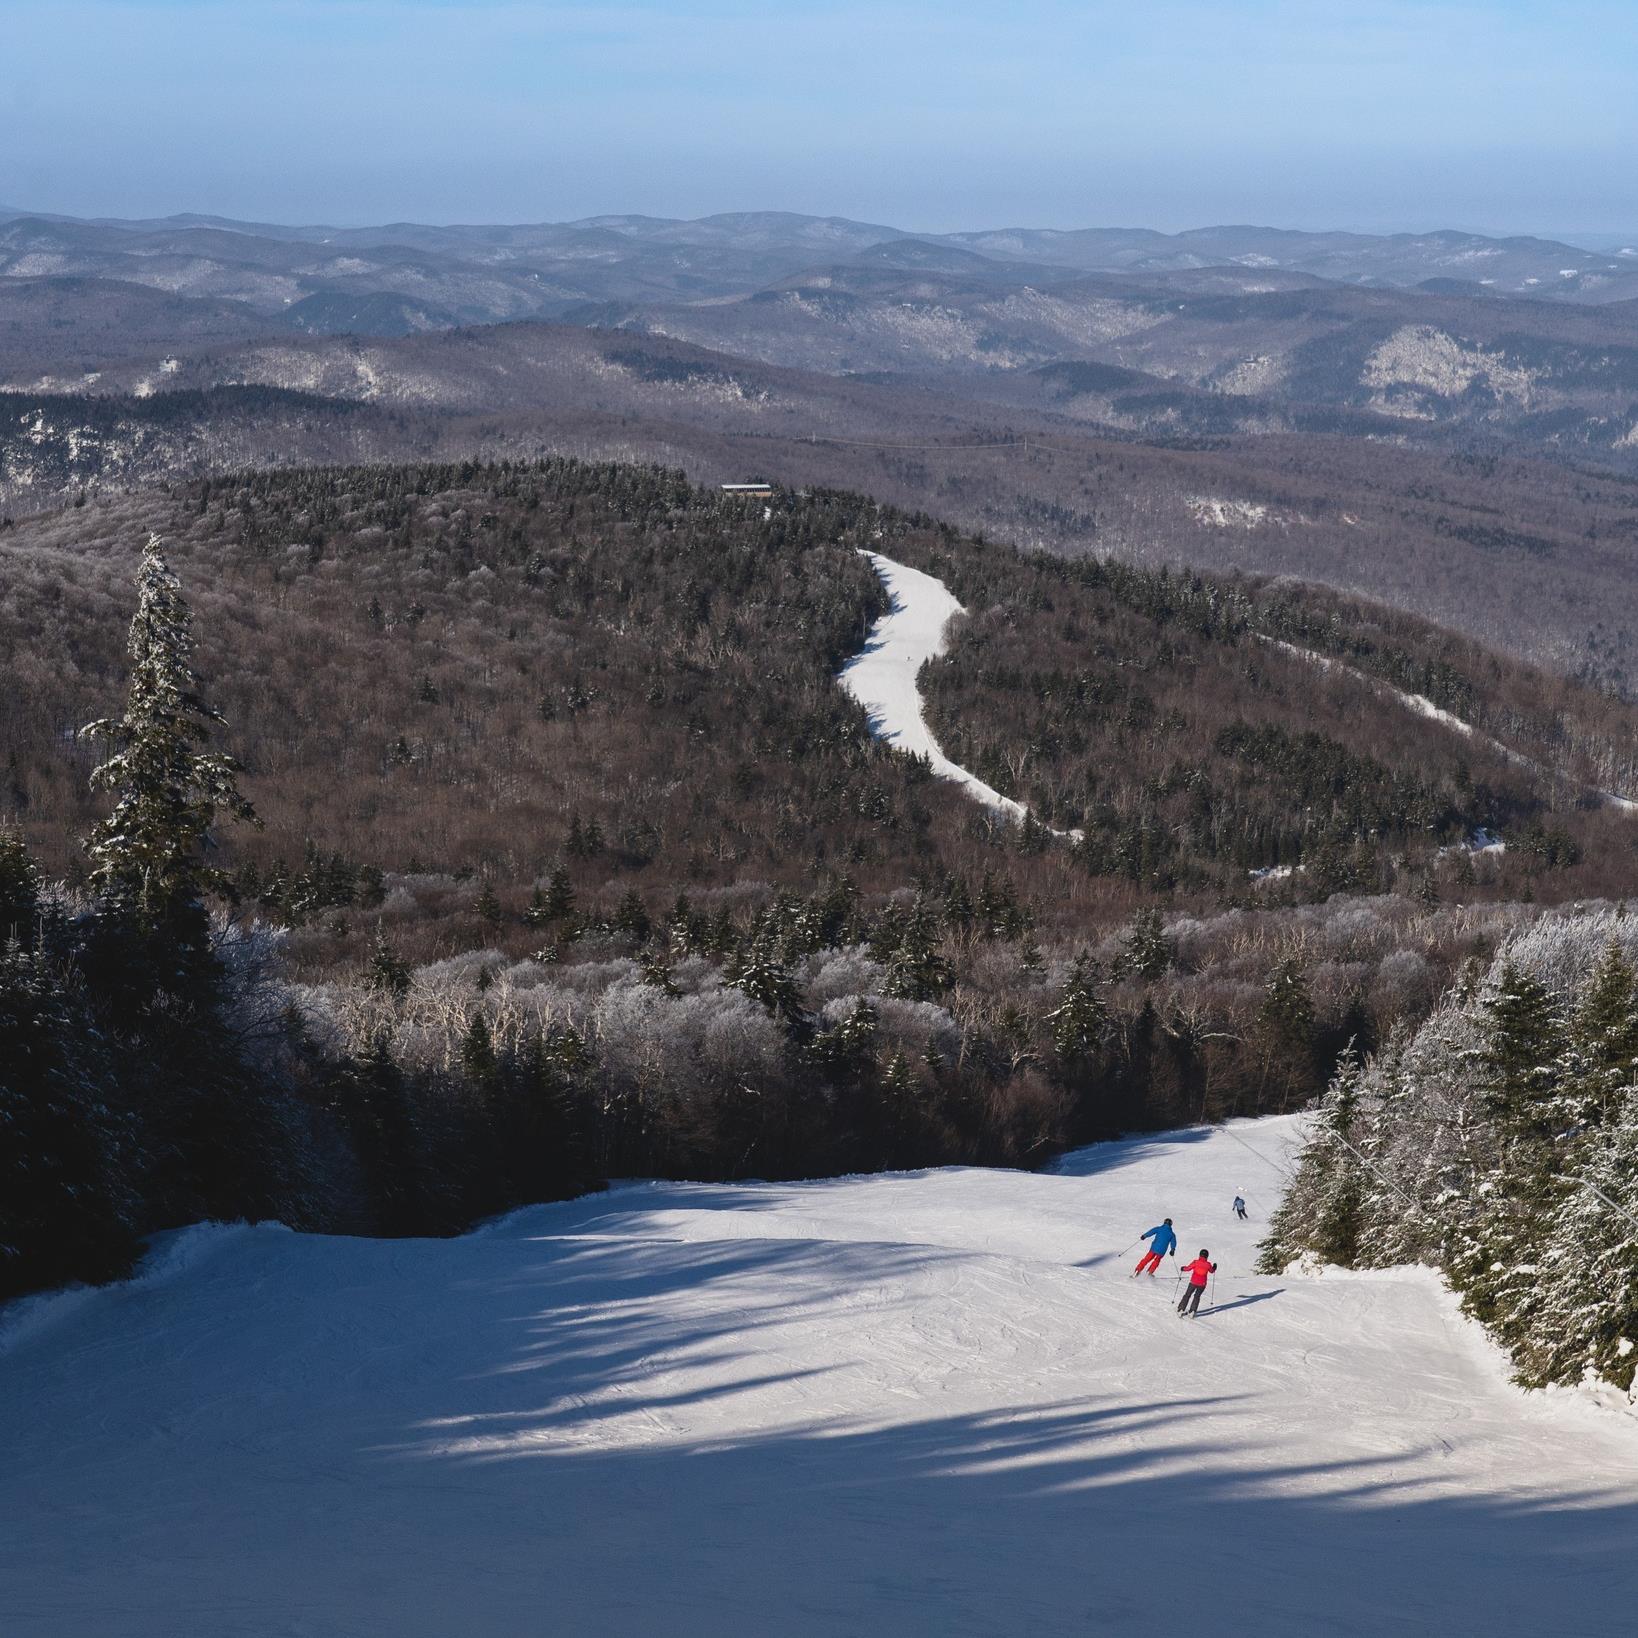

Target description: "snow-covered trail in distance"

left=4, top=1116, right=1636, bottom=1637
left=1267, top=636, right=1638, bottom=813
left=839, top=550, right=1078, bottom=835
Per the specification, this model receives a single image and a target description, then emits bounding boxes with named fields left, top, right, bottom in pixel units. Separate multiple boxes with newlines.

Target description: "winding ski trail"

left=839, top=551, right=1078, bottom=835
left=3, top=1116, right=1635, bottom=1636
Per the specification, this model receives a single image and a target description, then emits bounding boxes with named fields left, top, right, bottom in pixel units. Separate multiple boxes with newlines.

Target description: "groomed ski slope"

left=838, top=551, right=1038, bottom=826
left=4, top=1118, right=1636, bottom=1637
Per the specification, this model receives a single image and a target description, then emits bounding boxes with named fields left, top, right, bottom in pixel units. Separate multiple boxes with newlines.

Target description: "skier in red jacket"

left=1177, top=1250, right=1216, bottom=1317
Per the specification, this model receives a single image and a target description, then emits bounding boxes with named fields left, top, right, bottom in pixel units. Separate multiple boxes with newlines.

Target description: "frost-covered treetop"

left=79, top=533, right=259, bottom=927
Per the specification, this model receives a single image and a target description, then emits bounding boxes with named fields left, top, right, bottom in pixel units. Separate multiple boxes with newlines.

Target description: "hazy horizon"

left=3, top=199, right=1635, bottom=253
left=7, top=1, right=1636, bottom=238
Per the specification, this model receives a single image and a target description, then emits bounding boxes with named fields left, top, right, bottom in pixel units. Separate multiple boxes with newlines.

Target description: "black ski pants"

left=1178, top=1283, right=1207, bottom=1316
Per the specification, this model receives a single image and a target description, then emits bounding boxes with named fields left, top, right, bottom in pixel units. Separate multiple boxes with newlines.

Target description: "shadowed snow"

left=2, top=1116, right=1635, bottom=1635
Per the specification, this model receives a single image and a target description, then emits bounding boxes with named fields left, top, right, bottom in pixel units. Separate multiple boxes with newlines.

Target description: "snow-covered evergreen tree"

left=1259, top=1052, right=1366, bottom=1270
left=1117, top=908, right=1173, bottom=981
left=1307, top=1053, right=1370, bottom=1265
left=1267, top=912, right=1638, bottom=1396
left=1479, top=961, right=1566, bottom=1142
left=367, top=932, right=412, bottom=997
left=0, top=829, right=39, bottom=944
left=1448, top=964, right=1568, bottom=1343
left=813, top=997, right=879, bottom=1075
left=78, top=535, right=259, bottom=957
left=881, top=904, right=951, bottom=1002
left=1047, top=954, right=1105, bottom=1061
left=1524, top=1089, right=1638, bottom=1392
left=1566, top=940, right=1638, bottom=1127
left=726, top=930, right=802, bottom=1020
left=882, top=1050, right=914, bottom=1094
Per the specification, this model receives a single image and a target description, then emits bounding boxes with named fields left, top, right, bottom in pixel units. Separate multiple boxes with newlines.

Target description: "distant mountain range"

left=8, top=206, right=1638, bottom=691
left=4, top=208, right=1638, bottom=325
left=10, top=207, right=1638, bottom=470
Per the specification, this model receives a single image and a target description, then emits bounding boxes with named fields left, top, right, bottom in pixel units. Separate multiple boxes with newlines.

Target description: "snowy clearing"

left=1187, top=495, right=1271, bottom=529
left=839, top=551, right=1030, bottom=823
left=3, top=1116, right=1635, bottom=1636
left=1249, top=861, right=1299, bottom=882
left=840, top=551, right=1078, bottom=836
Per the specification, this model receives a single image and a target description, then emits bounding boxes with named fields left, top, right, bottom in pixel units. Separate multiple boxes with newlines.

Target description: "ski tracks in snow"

left=3, top=1117, right=1637, bottom=1635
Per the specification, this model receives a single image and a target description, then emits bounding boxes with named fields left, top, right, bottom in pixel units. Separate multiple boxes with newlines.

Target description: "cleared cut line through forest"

left=1267, top=637, right=1638, bottom=813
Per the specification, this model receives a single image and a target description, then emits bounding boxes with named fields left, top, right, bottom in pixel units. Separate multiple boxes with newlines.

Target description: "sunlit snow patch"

left=840, top=551, right=1079, bottom=839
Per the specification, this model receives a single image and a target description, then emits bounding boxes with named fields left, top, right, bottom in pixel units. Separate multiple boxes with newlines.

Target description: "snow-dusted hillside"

left=3, top=1116, right=1634, bottom=1637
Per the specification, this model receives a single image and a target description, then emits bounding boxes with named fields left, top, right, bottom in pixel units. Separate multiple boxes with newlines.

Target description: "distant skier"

left=1177, top=1250, right=1217, bottom=1317
left=1133, top=1218, right=1176, bottom=1277
left=1233, top=1193, right=1248, bottom=1221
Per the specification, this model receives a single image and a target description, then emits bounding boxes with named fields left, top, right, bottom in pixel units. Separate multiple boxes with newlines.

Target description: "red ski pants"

left=1134, top=1249, right=1164, bottom=1275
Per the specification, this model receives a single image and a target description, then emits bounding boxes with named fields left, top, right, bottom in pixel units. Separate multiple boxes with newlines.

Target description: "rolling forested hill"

left=7, top=456, right=1638, bottom=1303
left=11, top=320, right=1638, bottom=693
left=8, top=458, right=1637, bottom=917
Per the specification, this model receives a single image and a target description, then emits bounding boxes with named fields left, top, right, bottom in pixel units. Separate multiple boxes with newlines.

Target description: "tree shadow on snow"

left=1051, top=1124, right=1218, bottom=1179
left=358, top=1233, right=1635, bottom=1637
left=9, top=1222, right=1634, bottom=1638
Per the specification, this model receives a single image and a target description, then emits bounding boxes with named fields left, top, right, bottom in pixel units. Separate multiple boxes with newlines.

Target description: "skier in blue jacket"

left=1133, top=1218, right=1176, bottom=1277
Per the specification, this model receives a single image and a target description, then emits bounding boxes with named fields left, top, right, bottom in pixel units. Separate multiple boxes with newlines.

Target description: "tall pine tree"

left=1258, top=1053, right=1367, bottom=1271
left=1450, top=963, right=1568, bottom=1342
left=1047, top=954, right=1106, bottom=1063
left=1567, top=940, right=1638, bottom=1127
left=1479, top=961, right=1566, bottom=1142
left=79, top=535, right=259, bottom=986
left=1522, top=1088, right=1638, bottom=1391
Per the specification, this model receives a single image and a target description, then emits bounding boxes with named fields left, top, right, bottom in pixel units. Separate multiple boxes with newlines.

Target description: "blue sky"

left=5, top=1, right=1635, bottom=233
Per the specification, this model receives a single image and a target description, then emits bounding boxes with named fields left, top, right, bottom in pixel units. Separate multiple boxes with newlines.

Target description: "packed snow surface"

left=4, top=1116, right=1635, bottom=1636
left=839, top=551, right=1078, bottom=836
left=839, top=550, right=1032, bottom=823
